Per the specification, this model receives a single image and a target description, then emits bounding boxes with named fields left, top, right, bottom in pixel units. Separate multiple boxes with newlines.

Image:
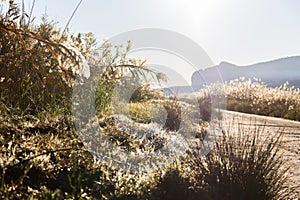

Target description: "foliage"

left=0, top=1, right=297, bottom=199
left=0, top=1, right=81, bottom=116
left=162, top=96, right=182, bottom=131
left=129, top=84, right=163, bottom=103
left=185, top=128, right=292, bottom=200
left=142, top=127, right=292, bottom=200
left=149, top=168, right=195, bottom=200
left=128, top=101, right=152, bottom=124
left=197, top=94, right=212, bottom=121
left=0, top=1, right=159, bottom=118
left=127, top=96, right=182, bottom=131
left=225, top=78, right=300, bottom=121
left=89, top=42, right=165, bottom=115
left=0, top=114, right=157, bottom=199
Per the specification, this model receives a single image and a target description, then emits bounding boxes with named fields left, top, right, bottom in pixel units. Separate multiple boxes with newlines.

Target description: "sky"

left=24, top=0, right=300, bottom=65
left=6, top=0, right=300, bottom=84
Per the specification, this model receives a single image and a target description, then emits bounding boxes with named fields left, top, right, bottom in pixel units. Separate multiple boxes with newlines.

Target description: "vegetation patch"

left=0, top=1, right=297, bottom=199
left=224, top=78, right=300, bottom=121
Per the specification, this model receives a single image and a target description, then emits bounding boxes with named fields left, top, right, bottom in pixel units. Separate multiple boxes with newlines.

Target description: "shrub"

left=130, top=84, right=163, bottom=103
left=185, top=128, right=291, bottom=200
left=0, top=113, right=120, bottom=199
left=162, top=96, right=182, bottom=131
left=150, top=169, right=195, bottom=200
left=0, top=0, right=163, bottom=120
left=224, top=78, right=300, bottom=121
left=91, top=44, right=165, bottom=115
left=0, top=1, right=80, bottom=115
left=284, top=108, right=300, bottom=121
left=197, top=94, right=212, bottom=121
left=129, top=101, right=152, bottom=124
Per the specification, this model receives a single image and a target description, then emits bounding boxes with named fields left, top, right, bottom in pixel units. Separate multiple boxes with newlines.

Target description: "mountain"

left=191, top=56, right=300, bottom=90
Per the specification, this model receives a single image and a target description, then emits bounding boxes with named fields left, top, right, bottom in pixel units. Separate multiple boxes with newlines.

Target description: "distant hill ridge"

left=191, top=56, right=300, bottom=90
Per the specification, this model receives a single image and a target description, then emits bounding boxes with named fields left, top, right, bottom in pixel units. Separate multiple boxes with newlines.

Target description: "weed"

left=225, top=78, right=300, bottom=121
left=185, top=127, right=292, bottom=200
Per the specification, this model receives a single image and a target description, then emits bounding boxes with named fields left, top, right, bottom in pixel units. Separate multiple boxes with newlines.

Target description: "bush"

left=129, top=102, right=152, bottom=124
left=284, top=108, right=300, bottom=121
left=144, top=127, right=292, bottom=200
left=0, top=2, right=80, bottom=115
left=91, top=45, right=164, bottom=115
left=224, top=78, right=300, bottom=121
left=130, top=84, right=162, bottom=103
left=150, top=169, right=195, bottom=200
left=197, top=95, right=212, bottom=121
left=185, top=128, right=291, bottom=200
left=162, top=97, right=182, bottom=131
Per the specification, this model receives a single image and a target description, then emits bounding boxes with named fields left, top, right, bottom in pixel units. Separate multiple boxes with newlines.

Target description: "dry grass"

left=186, top=128, right=292, bottom=200
left=0, top=1, right=297, bottom=199
left=225, top=78, right=300, bottom=120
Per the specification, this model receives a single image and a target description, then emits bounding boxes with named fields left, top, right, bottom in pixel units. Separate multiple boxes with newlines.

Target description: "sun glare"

left=174, top=0, right=223, bottom=26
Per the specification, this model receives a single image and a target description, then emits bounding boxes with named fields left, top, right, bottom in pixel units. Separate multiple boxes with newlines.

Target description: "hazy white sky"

left=17, top=0, right=300, bottom=66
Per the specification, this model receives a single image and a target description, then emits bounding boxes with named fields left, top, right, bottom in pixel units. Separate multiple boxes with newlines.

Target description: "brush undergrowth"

left=149, top=128, right=293, bottom=200
left=0, top=1, right=81, bottom=116
left=225, top=78, right=300, bottom=121
left=0, top=113, right=294, bottom=199
left=193, top=78, right=300, bottom=121
left=187, top=129, right=292, bottom=199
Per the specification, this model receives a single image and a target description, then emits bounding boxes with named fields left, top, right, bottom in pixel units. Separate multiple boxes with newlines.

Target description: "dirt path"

left=216, top=110, right=300, bottom=198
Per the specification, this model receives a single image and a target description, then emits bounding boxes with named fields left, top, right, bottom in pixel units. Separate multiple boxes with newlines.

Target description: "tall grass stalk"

left=185, top=124, right=293, bottom=200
